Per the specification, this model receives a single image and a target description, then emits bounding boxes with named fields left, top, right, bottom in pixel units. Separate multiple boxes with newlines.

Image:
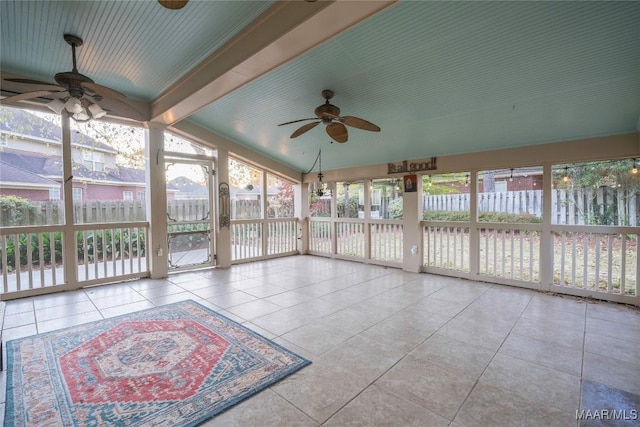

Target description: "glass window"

left=165, top=132, right=214, bottom=157
left=229, top=158, right=263, bottom=219
left=477, top=167, right=543, bottom=223
left=49, top=188, right=61, bottom=201
left=309, top=183, right=331, bottom=217
left=71, top=120, right=146, bottom=223
left=336, top=181, right=365, bottom=218
left=0, top=106, right=63, bottom=226
left=138, top=191, right=146, bottom=201
left=266, top=173, right=295, bottom=218
left=552, top=160, right=640, bottom=225
left=370, top=178, right=403, bottom=220
left=422, top=172, right=471, bottom=221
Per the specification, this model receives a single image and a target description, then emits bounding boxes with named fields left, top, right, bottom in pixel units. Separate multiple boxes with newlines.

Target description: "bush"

left=423, top=210, right=542, bottom=223
left=387, top=197, right=404, bottom=219
left=0, top=195, right=37, bottom=226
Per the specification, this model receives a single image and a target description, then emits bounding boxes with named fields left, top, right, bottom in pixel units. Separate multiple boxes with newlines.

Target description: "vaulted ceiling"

left=2, top=1, right=639, bottom=172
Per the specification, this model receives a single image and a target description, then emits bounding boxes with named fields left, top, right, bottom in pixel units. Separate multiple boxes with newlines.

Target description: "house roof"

left=0, top=159, right=59, bottom=188
left=0, top=108, right=115, bottom=153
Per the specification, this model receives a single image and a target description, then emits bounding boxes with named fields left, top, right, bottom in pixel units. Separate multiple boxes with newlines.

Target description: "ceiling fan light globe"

left=47, top=99, right=65, bottom=114
left=88, top=102, right=107, bottom=119
left=73, top=109, right=91, bottom=121
left=64, top=97, right=83, bottom=114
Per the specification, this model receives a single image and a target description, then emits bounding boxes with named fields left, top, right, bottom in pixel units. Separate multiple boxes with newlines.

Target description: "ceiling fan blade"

left=326, top=122, right=348, bottom=143
left=290, top=121, right=320, bottom=138
left=340, top=116, right=380, bottom=132
left=277, top=118, right=317, bottom=127
left=158, top=0, right=189, bottom=9
left=94, top=97, right=149, bottom=122
left=82, top=82, right=128, bottom=102
left=4, top=78, right=64, bottom=91
left=1, top=90, right=65, bottom=104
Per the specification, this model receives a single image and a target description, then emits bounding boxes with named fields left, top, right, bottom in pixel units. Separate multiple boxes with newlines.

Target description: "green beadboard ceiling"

left=2, top=1, right=639, bottom=172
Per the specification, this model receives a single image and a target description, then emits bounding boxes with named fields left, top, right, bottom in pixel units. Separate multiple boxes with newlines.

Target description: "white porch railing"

left=477, top=223, right=541, bottom=283
left=336, top=220, right=366, bottom=259
left=551, top=225, right=638, bottom=299
left=309, top=219, right=332, bottom=255
left=371, top=222, right=403, bottom=263
left=308, top=218, right=403, bottom=266
left=422, top=222, right=470, bottom=273
left=420, top=219, right=638, bottom=305
left=76, top=223, right=149, bottom=284
left=1, top=222, right=149, bottom=299
left=231, top=218, right=298, bottom=263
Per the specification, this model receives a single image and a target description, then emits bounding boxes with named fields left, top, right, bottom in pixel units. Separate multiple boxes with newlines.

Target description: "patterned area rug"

left=5, top=300, right=310, bottom=426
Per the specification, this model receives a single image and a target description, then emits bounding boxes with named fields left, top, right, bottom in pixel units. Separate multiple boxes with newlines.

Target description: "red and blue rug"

left=4, top=300, right=310, bottom=426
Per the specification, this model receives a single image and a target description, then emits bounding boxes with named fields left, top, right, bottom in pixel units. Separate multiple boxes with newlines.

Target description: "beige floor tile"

left=585, top=332, right=640, bottom=367
left=454, top=382, right=575, bottom=427
left=281, top=321, right=354, bottom=355
left=499, top=332, right=584, bottom=376
left=325, top=384, right=450, bottom=427
left=410, top=333, right=495, bottom=378
left=511, top=315, right=585, bottom=349
left=583, top=351, right=640, bottom=396
left=480, top=353, right=581, bottom=413
left=271, top=362, right=370, bottom=424
left=201, top=389, right=319, bottom=427
left=376, top=354, right=477, bottom=420
left=437, top=316, right=513, bottom=352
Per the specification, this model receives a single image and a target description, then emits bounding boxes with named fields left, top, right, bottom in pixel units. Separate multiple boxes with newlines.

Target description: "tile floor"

left=1, top=255, right=639, bottom=426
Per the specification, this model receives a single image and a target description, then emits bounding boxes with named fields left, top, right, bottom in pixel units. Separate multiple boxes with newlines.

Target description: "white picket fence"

left=423, top=188, right=638, bottom=225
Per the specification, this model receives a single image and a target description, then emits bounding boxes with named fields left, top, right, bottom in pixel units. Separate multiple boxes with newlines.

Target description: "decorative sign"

left=219, top=182, right=230, bottom=228
left=388, top=157, right=437, bottom=174
left=404, top=175, right=417, bottom=192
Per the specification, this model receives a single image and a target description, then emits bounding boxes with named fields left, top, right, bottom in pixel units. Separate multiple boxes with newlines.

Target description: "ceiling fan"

left=278, top=90, right=380, bottom=143
left=1, top=34, right=147, bottom=122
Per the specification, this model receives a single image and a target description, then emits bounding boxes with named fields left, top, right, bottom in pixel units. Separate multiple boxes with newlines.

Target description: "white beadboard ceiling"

left=1, top=1, right=639, bottom=172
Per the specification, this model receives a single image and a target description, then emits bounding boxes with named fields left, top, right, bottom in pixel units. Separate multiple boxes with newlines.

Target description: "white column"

left=539, top=163, right=553, bottom=290
left=469, top=169, right=480, bottom=280
left=364, top=179, right=372, bottom=261
left=402, top=176, right=423, bottom=273
left=61, top=113, right=77, bottom=286
left=216, top=149, right=232, bottom=267
left=295, top=182, right=309, bottom=254
left=145, top=122, right=168, bottom=279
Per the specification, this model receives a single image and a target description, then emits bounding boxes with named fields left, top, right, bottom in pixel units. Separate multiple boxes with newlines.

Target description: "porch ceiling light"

left=309, top=148, right=331, bottom=197
left=46, top=95, right=106, bottom=122
left=632, top=159, right=638, bottom=174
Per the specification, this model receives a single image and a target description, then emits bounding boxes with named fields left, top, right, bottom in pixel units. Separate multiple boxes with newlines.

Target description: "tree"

left=229, top=158, right=262, bottom=190
left=74, top=120, right=145, bottom=169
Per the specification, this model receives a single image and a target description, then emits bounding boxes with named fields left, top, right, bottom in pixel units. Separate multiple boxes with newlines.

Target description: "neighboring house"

left=0, top=109, right=179, bottom=201
left=169, top=176, right=209, bottom=200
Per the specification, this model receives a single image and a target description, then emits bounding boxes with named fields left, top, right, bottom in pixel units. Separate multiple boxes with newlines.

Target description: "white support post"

left=216, top=149, right=232, bottom=268
left=539, top=163, right=554, bottom=290
left=469, top=169, right=480, bottom=279
left=402, top=176, right=423, bottom=273
left=262, top=169, right=268, bottom=258
left=364, top=179, right=372, bottom=261
left=145, top=122, right=168, bottom=279
left=61, top=113, right=77, bottom=287
left=295, top=182, right=309, bottom=254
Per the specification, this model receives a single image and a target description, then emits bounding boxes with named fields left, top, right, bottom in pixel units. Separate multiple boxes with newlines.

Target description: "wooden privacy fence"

left=423, top=188, right=638, bottom=225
